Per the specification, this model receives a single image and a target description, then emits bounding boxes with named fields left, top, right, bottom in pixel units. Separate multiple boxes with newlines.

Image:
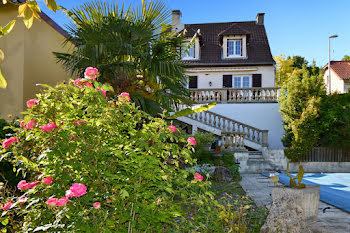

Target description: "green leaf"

left=1, top=217, right=9, bottom=226
left=120, top=189, right=129, bottom=199
left=2, top=20, right=16, bottom=36
left=0, top=67, right=7, bottom=89
left=168, top=102, right=217, bottom=119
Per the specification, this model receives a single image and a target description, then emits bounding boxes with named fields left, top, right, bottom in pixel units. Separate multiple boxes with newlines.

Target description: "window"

left=242, top=76, right=250, bottom=88
left=188, top=76, right=198, bottom=89
left=233, top=76, right=251, bottom=88
left=223, top=75, right=232, bottom=87
left=227, top=39, right=242, bottom=56
left=234, top=77, right=241, bottom=88
left=182, top=44, right=195, bottom=59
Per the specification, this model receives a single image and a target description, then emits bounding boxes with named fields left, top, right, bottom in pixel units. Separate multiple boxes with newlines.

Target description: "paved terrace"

left=240, top=174, right=350, bottom=233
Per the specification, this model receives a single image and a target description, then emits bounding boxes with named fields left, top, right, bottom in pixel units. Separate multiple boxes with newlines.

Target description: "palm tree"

left=54, top=0, right=191, bottom=115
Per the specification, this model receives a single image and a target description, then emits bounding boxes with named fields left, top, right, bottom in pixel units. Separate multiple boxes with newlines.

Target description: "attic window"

left=182, top=44, right=195, bottom=59
left=227, top=39, right=242, bottom=56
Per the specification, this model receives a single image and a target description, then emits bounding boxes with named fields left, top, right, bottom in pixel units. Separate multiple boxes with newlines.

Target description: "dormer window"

left=222, top=35, right=247, bottom=59
left=181, top=38, right=200, bottom=60
left=228, top=39, right=242, bottom=56
left=182, top=44, right=195, bottom=59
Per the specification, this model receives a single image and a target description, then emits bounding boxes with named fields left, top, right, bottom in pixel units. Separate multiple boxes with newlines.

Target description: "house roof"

left=325, top=61, right=350, bottom=80
left=182, top=20, right=275, bottom=67
left=1, top=0, right=69, bottom=39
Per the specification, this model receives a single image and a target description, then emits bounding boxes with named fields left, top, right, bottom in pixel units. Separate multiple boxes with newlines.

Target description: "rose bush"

left=0, top=69, right=241, bottom=232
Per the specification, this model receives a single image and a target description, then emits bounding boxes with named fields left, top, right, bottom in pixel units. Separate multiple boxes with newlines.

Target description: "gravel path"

left=240, top=174, right=350, bottom=233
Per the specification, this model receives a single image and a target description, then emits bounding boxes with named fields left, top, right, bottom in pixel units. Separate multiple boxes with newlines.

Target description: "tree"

left=342, top=55, right=350, bottom=61
left=291, top=55, right=308, bottom=69
left=279, top=67, right=326, bottom=161
left=275, top=55, right=321, bottom=87
left=0, top=0, right=59, bottom=88
left=54, top=0, right=191, bottom=115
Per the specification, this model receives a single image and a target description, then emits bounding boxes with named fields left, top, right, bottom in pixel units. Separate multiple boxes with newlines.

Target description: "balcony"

left=189, top=87, right=280, bottom=103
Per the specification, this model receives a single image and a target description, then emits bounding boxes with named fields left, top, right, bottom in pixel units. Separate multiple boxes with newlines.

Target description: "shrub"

left=0, top=71, right=253, bottom=232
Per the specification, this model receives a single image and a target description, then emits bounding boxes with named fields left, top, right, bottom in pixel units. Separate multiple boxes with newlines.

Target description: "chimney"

left=256, top=13, right=265, bottom=25
left=172, top=10, right=184, bottom=32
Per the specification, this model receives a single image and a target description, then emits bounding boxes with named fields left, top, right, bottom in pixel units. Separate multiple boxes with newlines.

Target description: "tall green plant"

left=279, top=67, right=326, bottom=161
left=54, top=0, right=191, bottom=115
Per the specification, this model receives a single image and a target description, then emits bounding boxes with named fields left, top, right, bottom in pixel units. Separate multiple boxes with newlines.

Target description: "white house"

left=324, top=61, right=350, bottom=94
left=172, top=10, right=286, bottom=172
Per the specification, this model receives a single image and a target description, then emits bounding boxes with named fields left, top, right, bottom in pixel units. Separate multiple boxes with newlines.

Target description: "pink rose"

left=187, top=137, right=197, bottom=146
left=69, top=135, right=78, bottom=140
left=118, top=92, right=130, bottom=102
left=85, top=81, right=93, bottom=88
left=74, top=78, right=83, bottom=88
left=26, top=119, right=36, bottom=130
left=168, top=125, right=177, bottom=132
left=74, top=79, right=93, bottom=88
left=45, top=197, right=58, bottom=206
left=194, top=173, right=203, bottom=182
left=25, top=146, right=29, bottom=150
left=84, top=67, right=99, bottom=80
left=65, top=190, right=74, bottom=199
left=93, top=202, right=101, bottom=209
left=27, top=181, right=40, bottom=189
left=3, top=201, right=12, bottom=210
left=2, top=137, right=18, bottom=149
left=97, top=88, right=107, bottom=97
left=42, top=177, right=53, bottom=184
left=17, top=180, right=29, bottom=190
left=73, top=120, right=88, bottom=125
left=26, top=99, right=38, bottom=108
left=20, top=120, right=26, bottom=128
left=57, top=197, right=69, bottom=207
left=70, top=183, right=87, bottom=197
left=41, top=122, right=58, bottom=132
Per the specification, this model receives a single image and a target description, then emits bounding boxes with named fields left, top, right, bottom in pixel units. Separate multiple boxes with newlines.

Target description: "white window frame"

left=222, top=35, right=247, bottom=59
left=182, top=38, right=200, bottom=60
left=227, top=39, right=242, bottom=57
left=233, top=75, right=252, bottom=88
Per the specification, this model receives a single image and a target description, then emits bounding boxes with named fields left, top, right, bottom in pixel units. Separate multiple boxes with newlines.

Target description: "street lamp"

left=328, top=34, right=338, bottom=94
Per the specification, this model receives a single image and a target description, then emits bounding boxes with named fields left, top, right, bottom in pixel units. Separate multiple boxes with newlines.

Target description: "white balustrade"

left=189, top=87, right=280, bottom=103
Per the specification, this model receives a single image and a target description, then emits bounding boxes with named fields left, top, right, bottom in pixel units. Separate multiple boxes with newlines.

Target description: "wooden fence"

left=302, top=147, right=350, bottom=162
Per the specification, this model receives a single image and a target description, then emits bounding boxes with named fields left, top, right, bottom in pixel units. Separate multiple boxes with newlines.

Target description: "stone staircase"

left=246, top=151, right=279, bottom=173
left=176, top=107, right=269, bottom=151
left=175, top=107, right=283, bottom=173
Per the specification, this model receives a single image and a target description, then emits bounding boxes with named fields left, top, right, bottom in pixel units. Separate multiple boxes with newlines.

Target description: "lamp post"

left=328, top=34, right=338, bottom=94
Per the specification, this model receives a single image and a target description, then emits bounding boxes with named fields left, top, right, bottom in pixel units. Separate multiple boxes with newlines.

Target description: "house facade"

left=324, top=61, right=350, bottom=94
left=0, top=1, right=71, bottom=119
left=172, top=10, right=286, bottom=172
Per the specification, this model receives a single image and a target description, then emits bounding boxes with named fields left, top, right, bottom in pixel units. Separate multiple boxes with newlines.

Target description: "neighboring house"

left=172, top=10, right=286, bottom=172
left=0, top=1, right=71, bottom=119
left=323, top=61, right=350, bottom=94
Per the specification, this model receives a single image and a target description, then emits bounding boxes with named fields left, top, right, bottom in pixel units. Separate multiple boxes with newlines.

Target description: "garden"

left=0, top=68, right=268, bottom=232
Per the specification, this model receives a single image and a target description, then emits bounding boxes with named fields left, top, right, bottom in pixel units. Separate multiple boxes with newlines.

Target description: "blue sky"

left=38, top=0, right=350, bottom=66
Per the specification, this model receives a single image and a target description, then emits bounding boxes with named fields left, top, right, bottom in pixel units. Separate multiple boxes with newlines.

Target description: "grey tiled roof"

left=183, top=21, right=275, bottom=67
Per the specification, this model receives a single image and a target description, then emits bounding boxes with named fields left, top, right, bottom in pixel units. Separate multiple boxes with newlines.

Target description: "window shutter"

left=252, top=74, right=262, bottom=87
left=189, top=76, right=198, bottom=89
left=223, top=75, right=232, bottom=87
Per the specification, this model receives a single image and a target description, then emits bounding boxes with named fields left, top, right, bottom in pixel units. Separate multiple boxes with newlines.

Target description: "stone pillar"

left=262, top=130, right=269, bottom=147
left=191, top=125, right=198, bottom=135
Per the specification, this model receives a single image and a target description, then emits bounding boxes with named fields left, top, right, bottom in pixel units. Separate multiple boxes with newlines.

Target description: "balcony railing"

left=189, top=87, right=280, bottom=103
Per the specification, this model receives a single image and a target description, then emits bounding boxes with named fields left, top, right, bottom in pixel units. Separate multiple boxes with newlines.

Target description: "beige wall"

left=186, top=65, right=275, bottom=88
left=323, top=68, right=345, bottom=94
left=0, top=4, right=71, bottom=119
